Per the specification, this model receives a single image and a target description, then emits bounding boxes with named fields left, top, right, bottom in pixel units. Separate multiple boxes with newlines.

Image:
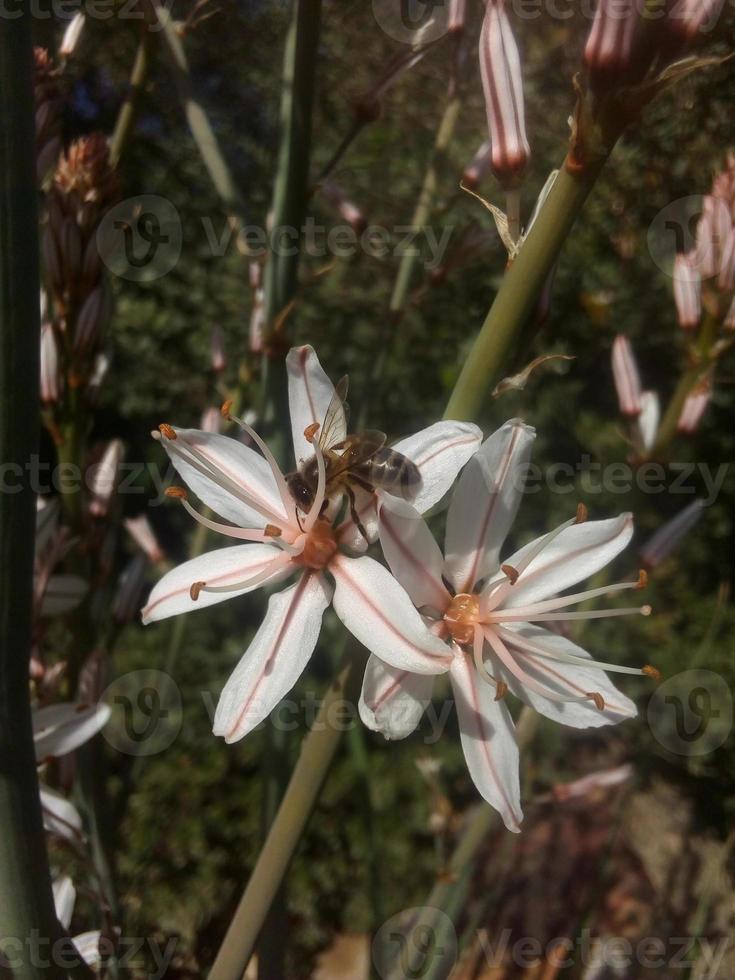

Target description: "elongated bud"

left=611, top=334, right=641, bottom=416
left=33, top=48, right=63, bottom=186
left=124, top=515, right=164, bottom=564
left=40, top=323, right=60, bottom=404
left=672, top=253, right=701, bottom=329
left=448, top=0, right=467, bottom=33
left=321, top=181, right=367, bottom=234
left=249, top=289, right=265, bottom=353
left=479, top=0, right=530, bottom=186
left=87, top=352, right=110, bottom=399
left=584, top=0, right=640, bottom=87
left=200, top=406, right=222, bottom=434
left=210, top=325, right=226, bottom=373
left=74, top=280, right=111, bottom=357
left=553, top=764, right=632, bottom=802
left=640, top=499, right=705, bottom=568
left=60, top=12, right=85, bottom=59
left=664, top=0, right=726, bottom=43
left=89, top=439, right=124, bottom=517
left=677, top=377, right=711, bottom=434
left=717, top=232, right=735, bottom=292
left=113, top=555, right=149, bottom=624
left=462, top=140, right=492, bottom=189
left=249, top=261, right=262, bottom=290
left=695, top=195, right=733, bottom=280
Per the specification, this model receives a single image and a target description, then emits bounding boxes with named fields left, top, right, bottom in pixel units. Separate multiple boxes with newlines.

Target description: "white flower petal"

left=498, top=514, right=634, bottom=609
left=330, top=555, right=451, bottom=675
left=33, top=702, right=111, bottom=760
left=336, top=486, right=379, bottom=551
left=53, top=876, right=76, bottom=930
left=497, top=625, right=637, bottom=727
left=392, top=421, right=482, bottom=514
left=40, top=786, right=82, bottom=841
left=359, top=654, right=435, bottom=739
left=449, top=651, right=522, bottom=832
left=141, top=543, right=291, bottom=624
left=637, top=390, right=660, bottom=452
left=286, top=345, right=345, bottom=464
left=162, top=428, right=286, bottom=526
left=378, top=498, right=450, bottom=611
left=445, top=420, right=535, bottom=593
left=72, top=932, right=102, bottom=967
left=213, top=573, right=332, bottom=743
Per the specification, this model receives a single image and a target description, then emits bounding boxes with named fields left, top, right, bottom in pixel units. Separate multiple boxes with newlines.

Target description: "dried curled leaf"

left=492, top=353, right=575, bottom=398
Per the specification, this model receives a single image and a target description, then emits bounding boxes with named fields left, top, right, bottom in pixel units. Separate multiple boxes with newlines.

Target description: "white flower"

left=360, top=420, right=655, bottom=832
left=53, top=876, right=102, bottom=967
left=142, top=346, right=481, bottom=743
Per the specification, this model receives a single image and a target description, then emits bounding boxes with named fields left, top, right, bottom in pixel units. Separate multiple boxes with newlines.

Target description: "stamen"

left=159, top=423, right=177, bottom=440
left=636, top=569, right=648, bottom=590
left=222, top=408, right=295, bottom=517
left=264, top=524, right=282, bottom=538
left=494, top=680, right=509, bottom=702
left=496, top=625, right=654, bottom=677
left=499, top=605, right=651, bottom=623
left=500, top=564, right=519, bottom=585
left=190, top=581, right=205, bottom=600
left=576, top=503, right=588, bottom=523
left=178, top=497, right=269, bottom=542
left=220, top=399, right=233, bottom=418
left=304, top=422, right=320, bottom=443
left=486, top=576, right=650, bottom=622
left=586, top=692, right=605, bottom=711
left=472, top=626, right=508, bottom=694
left=165, top=486, right=188, bottom=499
left=304, top=438, right=327, bottom=533
left=198, top=554, right=291, bottom=594
left=642, top=664, right=661, bottom=681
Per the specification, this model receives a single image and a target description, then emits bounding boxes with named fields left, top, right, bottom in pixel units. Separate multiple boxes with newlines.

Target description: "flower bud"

left=60, top=12, right=85, bottom=59
left=462, top=140, right=492, bottom=189
left=479, top=0, right=530, bottom=185
left=553, top=764, right=632, bottom=802
left=200, top=406, right=222, bottom=434
left=448, top=0, right=467, bottom=33
left=611, top=334, right=641, bottom=416
left=672, top=253, right=701, bottom=329
left=113, top=554, right=149, bottom=625
left=640, top=499, right=704, bottom=568
left=33, top=48, right=63, bottom=185
left=87, top=352, right=110, bottom=399
left=124, top=515, right=164, bottom=564
left=677, top=377, right=711, bottom=434
left=321, top=181, right=367, bottom=234
left=89, top=439, right=124, bottom=517
left=584, top=0, right=639, bottom=87
left=210, top=325, right=226, bottom=372
left=695, top=195, right=733, bottom=280
left=249, top=289, right=265, bottom=353
left=74, top=280, right=111, bottom=358
left=40, top=323, right=60, bottom=404
left=664, top=0, right=725, bottom=43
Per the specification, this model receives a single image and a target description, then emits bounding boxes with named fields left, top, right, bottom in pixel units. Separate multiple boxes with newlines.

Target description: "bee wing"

left=317, top=376, right=349, bottom=451
left=331, top=431, right=387, bottom=473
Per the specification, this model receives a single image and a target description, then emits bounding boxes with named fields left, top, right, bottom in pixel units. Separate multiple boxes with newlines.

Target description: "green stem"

left=444, top=156, right=611, bottom=422
left=109, top=30, right=152, bottom=168
left=0, top=18, right=72, bottom=979
left=207, top=655, right=359, bottom=980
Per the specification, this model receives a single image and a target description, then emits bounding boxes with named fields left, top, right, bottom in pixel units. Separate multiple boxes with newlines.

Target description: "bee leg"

left=346, top=485, right=369, bottom=543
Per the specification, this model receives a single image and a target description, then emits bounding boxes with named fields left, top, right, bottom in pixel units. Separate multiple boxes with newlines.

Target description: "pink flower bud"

left=611, top=334, right=642, bottom=416
left=672, top=253, right=701, bottom=329
left=321, top=181, right=366, bottom=234
left=249, top=261, right=262, bottom=290
left=448, top=0, right=467, bottom=33
left=60, top=13, right=84, bottom=59
left=89, top=440, right=124, bottom=517
left=584, top=0, right=639, bottom=85
left=640, top=499, right=704, bottom=568
left=717, top=230, right=735, bottom=291
left=695, top=195, right=733, bottom=280
left=677, top=377, right=711, bottom=434
left=210, top=325, right=226, bottom=373
left=74, top=281, right=111, bottom=357
left=113, top=554, right=148, bottom=625
left=124, top=515, right=164, bottom=564
left=665, top=0, right=725, bottom=42
left=200, top=406, right=222, bottom=434
left=249, top=289, right=265, bottom=353
left=462, top=140, right=492, bottom=189
left=553, top=764, right=632, bottom=802
left=479, top=0, right=530, bottom=185
left=40, top=323, right=60, bottom=403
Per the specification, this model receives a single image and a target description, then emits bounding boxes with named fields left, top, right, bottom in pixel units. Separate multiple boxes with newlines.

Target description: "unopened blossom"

left=89, top=439, right=124, bottom=517
left=584, top=0, right=639, bottom=86
left=200, top=406, right=222, bottom=434
left=321, top=181, right=367, bottom=234
left=143, top=346, right=481, bottom=742
left=636, top=390, right=660, bottom=454
left=448, top=0, right=467, bottom=33
left=53, top=876, right=102, bottom=969
left=249, top=288, right=265, bottom=353
left=34, top=499, right=88, bottom=617
left=40, top=322, right=60, bottom=403
left=611, top=334, right=642, bottom=416
left=462, top=140, right=492, bottom=189
left=673, top=253, right=701, bottom=329
left=361, top=421, right=653, bottom=831
left=640, top=499, right=704, bottom=568
left=210, top=325, right=226, bottom=372
left=695, top=195, right=733, bottom=280
left=664, top=0, right=726, bottom=42
left=478, top=0, right=530, bottom=185
left=677, top=377, right=711, bottom=434
left=124, top=514, right=164, bottom=563
left=59, top=12, right=85, bottom=58
left=113, top=554, right=149, bottom=624
left=553, top=763, right=632, bottom=802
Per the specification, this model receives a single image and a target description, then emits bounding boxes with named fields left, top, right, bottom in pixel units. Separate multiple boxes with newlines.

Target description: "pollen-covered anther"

left=501, top=564, right=519, bottom=585
left=220, top=399, right=233, bottom=419
left=642, top=664, right=661, bottom=682
left=165, top=486, right=188, bottom=499
left=190, top=581, right=205, bottom=601
left=444, top=593, right=481, bottom=646
left=641, top=604, right=652, bottom=616
left=264, top=523, right=283, bottom=538
left=159, top=423, right=176, bottom=440
left=636, top=569, right=648, bottom=590
left=576, top=503, right=588, bottom=524
left=303, top=422, right=320, bottom=443
left=587, top=691, right=606, bottom=711
left=494, top=680, right=509, bottom=702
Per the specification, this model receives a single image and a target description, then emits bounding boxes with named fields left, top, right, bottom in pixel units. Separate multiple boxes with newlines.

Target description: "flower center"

left=295, top=519, right=338, bottom=570
left=443, top=593, right=481, bottom=646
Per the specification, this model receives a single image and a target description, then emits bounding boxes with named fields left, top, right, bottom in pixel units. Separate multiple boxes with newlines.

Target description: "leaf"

left=492, top=353, right=575, bottom=398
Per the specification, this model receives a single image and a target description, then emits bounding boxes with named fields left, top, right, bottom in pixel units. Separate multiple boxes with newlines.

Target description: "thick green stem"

left=444, top=157, right=611, bottom=422
left=207, top=656, right=358, bottom=980
left=109, top=31, right=152, bottom=168
left=0, top=18, right=69, bottom=979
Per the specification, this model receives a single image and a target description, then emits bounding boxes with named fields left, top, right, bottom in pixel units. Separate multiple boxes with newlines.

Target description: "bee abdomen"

left=363, top=448, right=422, bottom=500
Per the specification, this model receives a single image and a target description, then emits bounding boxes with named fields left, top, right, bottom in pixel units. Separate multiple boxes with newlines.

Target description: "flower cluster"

left=144, top=348, right=653, bottom=830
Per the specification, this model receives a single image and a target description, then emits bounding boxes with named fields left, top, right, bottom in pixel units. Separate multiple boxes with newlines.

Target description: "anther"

left=587, top=692, right=605, bottom=711
left=636, top=569, right=648, bottom=590
left=576, top=503, right=588, bottom=524
left=159, top=423, right=176, bottom=440
left=220, top=399, right=233, bottom=419
left=501, top=564, right=519, bottom=585
left=165, top=486, right=188, bottom=499
left=264, top=523, right=283, bottom=538
left=303, top=422, right=320, bottom=443
left=641, top=604, right=652, bottom=616
left=190, top=581, right=205, bottom=601
left=642, top=664, right=661, bottom=681
left=494, top=680, right=509, bottom=701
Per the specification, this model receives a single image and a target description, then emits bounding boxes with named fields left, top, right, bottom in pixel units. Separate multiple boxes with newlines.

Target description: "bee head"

left=285, top=471, right=315, bottom=511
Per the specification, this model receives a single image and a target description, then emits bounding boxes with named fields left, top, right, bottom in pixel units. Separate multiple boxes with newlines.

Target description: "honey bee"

left=285, top=377, right=422, bottom=538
